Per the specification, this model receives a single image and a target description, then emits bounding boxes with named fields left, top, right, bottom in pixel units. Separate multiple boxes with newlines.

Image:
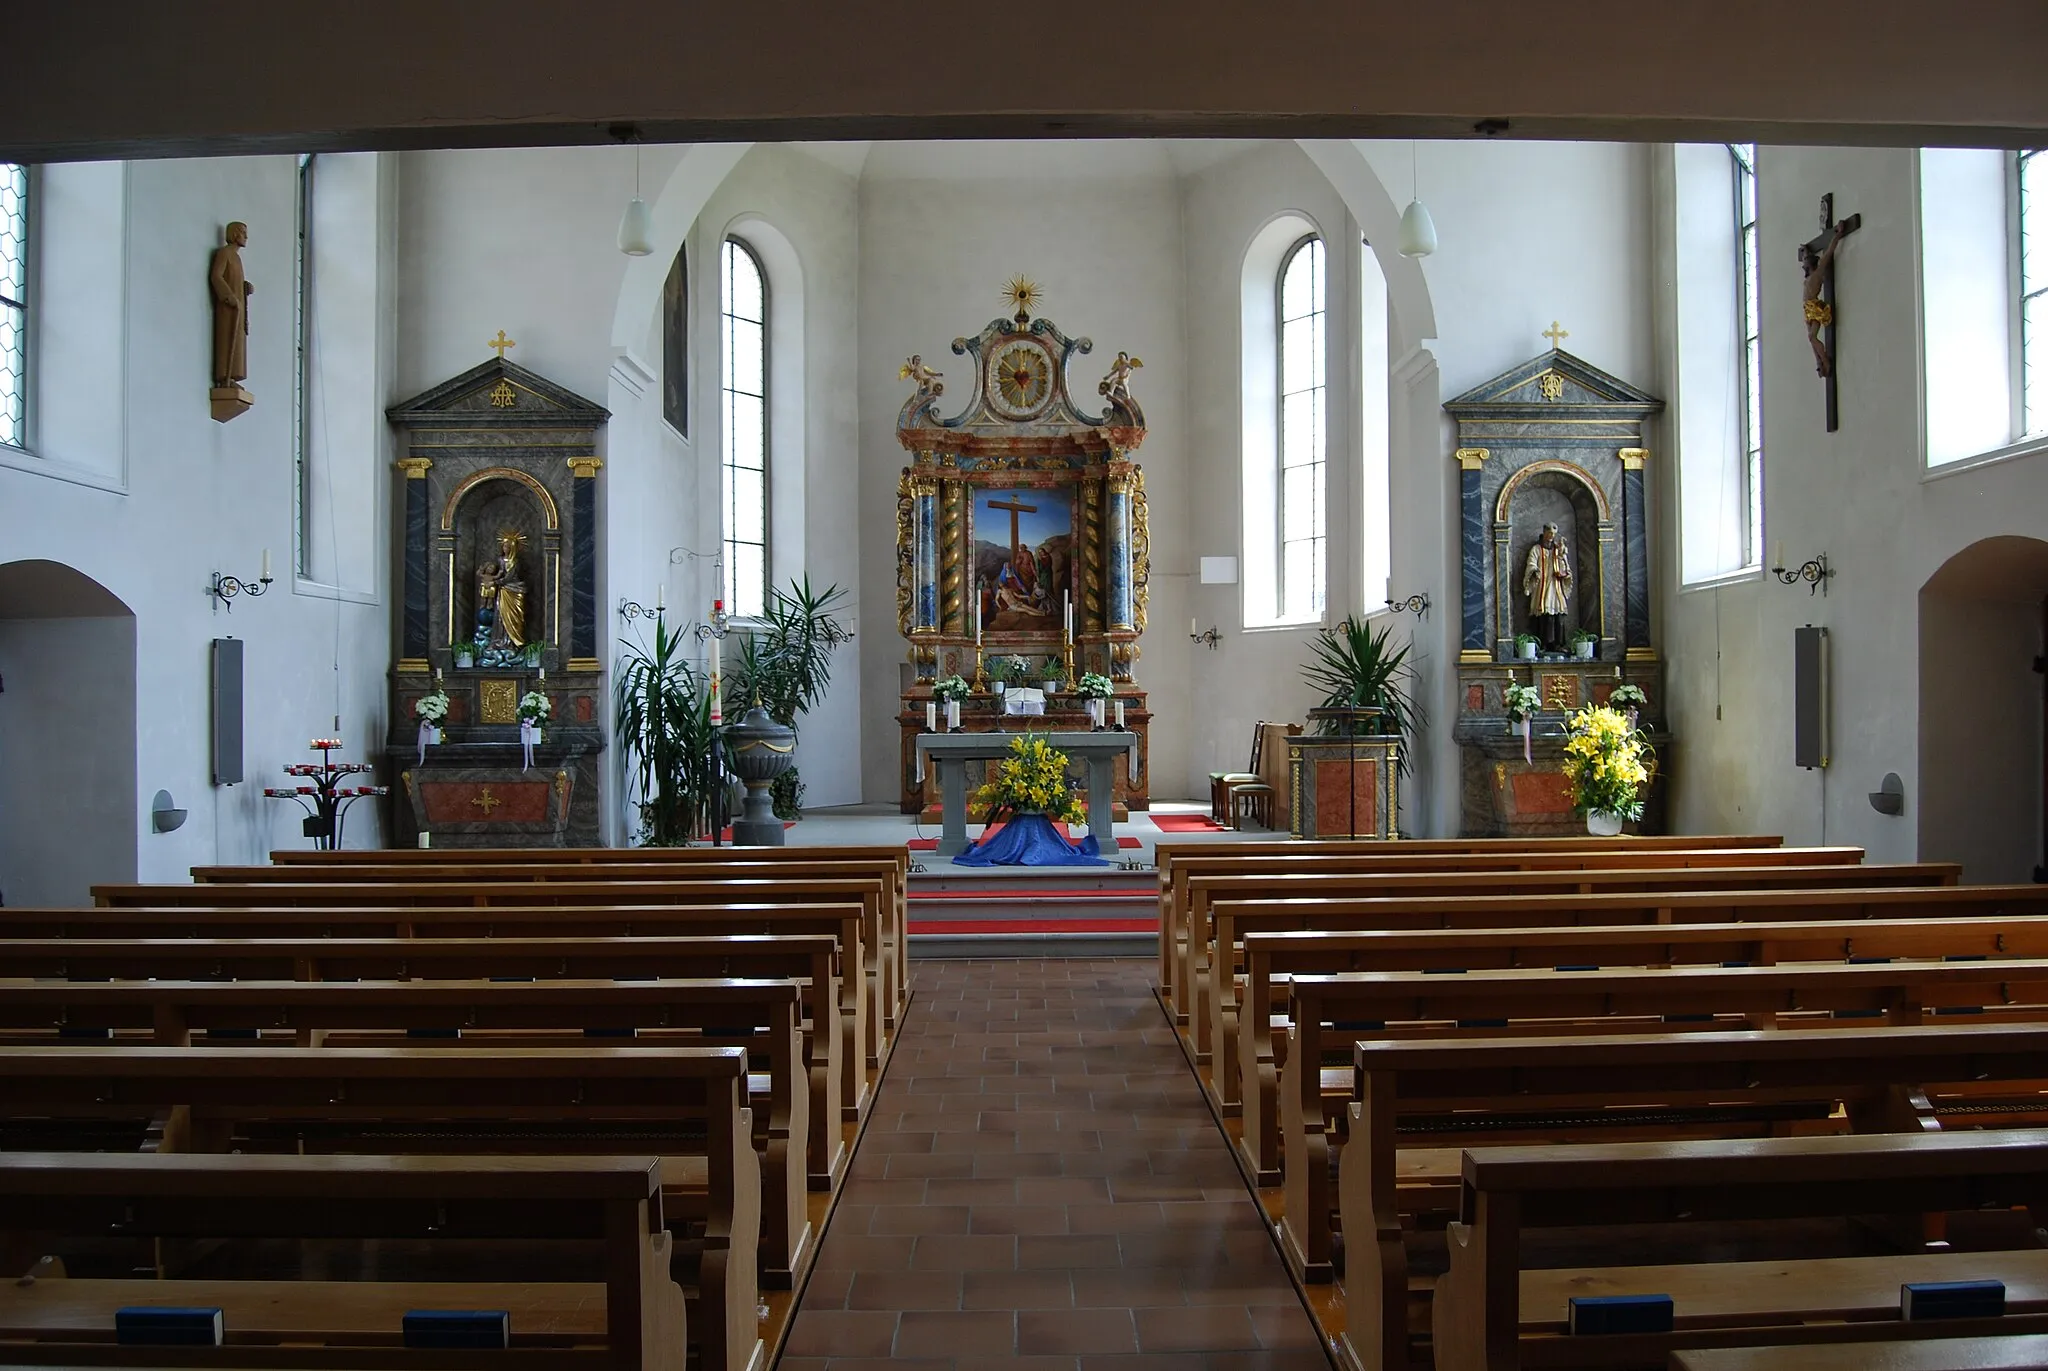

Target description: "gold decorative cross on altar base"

left=470, top=787, right=503, bottom=816
left=487, top=330, right=516, bottom=360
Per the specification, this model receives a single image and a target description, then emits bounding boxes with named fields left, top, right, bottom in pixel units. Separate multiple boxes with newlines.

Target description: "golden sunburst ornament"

left=1001, top=276, right=1044, bottom=322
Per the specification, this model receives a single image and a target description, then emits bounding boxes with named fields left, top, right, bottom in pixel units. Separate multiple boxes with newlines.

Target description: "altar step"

left=905, top=867, right=1157, bottom=958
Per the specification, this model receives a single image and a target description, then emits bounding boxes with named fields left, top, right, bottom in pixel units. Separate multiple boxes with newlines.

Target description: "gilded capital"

left=1619, top=447, right=1649, bottom=471
left=1455, top=447, right=1490, bottom=471
left=396, top=457, right=433, bottom=479
left=566, top=456, right=603, bottom=478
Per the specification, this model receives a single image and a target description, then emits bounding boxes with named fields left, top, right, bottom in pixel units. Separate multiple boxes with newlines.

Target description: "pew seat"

left=1670, top=1334, right=2048, bottom=1369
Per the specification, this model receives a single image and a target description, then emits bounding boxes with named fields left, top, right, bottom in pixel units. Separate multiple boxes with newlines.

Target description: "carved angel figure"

left=898, top=354, right=944, bottom=395
left=1099, top=351, right=1143, bottom=406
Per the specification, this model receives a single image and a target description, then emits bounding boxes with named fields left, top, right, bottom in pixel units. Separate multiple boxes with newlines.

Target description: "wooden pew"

left=96, top=877, right=892, bottom=1072
left=1153, top=835, right=1787, bottom=1015
left=241, top=849, right=912, bottom=1034
left=0, top=977, right=803, bottom=1302
left=1181, top=857, right=1941, bottom=1062
left=1431, top=1131, right=2048, bottom=1371
left=0, top=1150, right=689, bottom=1370
left=1335, top=1023, right=2048, bottom=1371
left=1671, top=1337, right=2048, bottom=1370
left=1276, top=957, right=2048, bottom=1282
left=1220, top=879, right=2031, bottom=1125
left=0, top=931, right=845, bottom=1190
left=30, top=901, right=874, bottom=1122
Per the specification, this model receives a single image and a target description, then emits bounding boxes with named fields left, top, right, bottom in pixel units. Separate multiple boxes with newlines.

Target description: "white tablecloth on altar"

left=1002, top=688, right=1045, bottom=717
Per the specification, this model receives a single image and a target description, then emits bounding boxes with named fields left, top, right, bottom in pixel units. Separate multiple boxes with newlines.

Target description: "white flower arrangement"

left=931, top=674, right=972, bottom=704
left=1502, top=681, right=1543, bottom=722
left=1609, top=683, right=1649, bottom=710
left=517, top=690, right=551, bottom=724
left=1001, top=654, right=1032, bottom=677
left=1076, top=672, right=1116, bottom=701
left=414, top=689, right=451, bottom=725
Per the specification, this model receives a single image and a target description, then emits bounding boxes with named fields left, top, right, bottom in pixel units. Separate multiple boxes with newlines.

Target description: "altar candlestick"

left=708, top=627, right=722, bottom=725
left=1063, top=592, right=1072, bottom=641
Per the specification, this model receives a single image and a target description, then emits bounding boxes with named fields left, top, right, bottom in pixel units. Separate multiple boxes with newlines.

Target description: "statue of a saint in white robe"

left=1522, top=523, right=1573, bottom=653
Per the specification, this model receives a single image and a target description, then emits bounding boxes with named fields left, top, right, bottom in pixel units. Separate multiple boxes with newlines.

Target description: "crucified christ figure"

left=1800, top=222, right=1850, bottom=378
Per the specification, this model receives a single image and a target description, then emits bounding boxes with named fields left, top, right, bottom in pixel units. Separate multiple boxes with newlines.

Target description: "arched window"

left=0, top=162, right=29, bottom=450
left=2022, top=148, right=2045, bottom=438
left=1730, top=144, right=1762, bottom=566
left=721, top=235, right=767, bottom=619
left=1278, top=234, right=1326, bottom=622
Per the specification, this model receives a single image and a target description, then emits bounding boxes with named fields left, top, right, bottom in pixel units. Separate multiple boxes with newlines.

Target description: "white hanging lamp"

left=617, top=138, right=653, bottom=257
left=1397, top=141, right=1437, bottom=259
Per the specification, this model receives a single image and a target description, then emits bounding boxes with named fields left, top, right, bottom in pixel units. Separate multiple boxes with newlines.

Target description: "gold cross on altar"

left=487, top=330, right=516, bottom=360
left=1542, top=320, right=1569, bottom=349
left=470, top=787, right=503, bottom=816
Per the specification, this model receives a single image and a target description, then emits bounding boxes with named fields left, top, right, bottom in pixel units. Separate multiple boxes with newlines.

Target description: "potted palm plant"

left=614, top=615, right=724, bottom=845
left=1301, top=614, right=1423, bottom=772
left=727, top=576, right=853, bottom=821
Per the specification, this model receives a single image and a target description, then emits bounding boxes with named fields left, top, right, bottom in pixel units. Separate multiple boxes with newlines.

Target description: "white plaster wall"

left=0, top=154, right=391, bottom=880
left=854, top=150, right=1189, bottom=802
left=1659, top=145, right=2048, bottom=856
left=0, top=615, right=138, bottom=904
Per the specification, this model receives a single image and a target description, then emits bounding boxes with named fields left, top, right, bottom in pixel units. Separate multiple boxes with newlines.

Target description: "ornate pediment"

left=387, top=358, right=611, bottom=428
left=1445, top=348, right=1662, bottom=421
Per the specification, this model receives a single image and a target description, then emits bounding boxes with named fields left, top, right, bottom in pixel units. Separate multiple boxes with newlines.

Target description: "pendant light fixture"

left=1397, top=141, right=1438, bottom=259
left=617, top=130, right=653, bottom=257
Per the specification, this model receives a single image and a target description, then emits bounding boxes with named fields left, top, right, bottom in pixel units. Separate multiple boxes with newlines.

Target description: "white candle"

left=709, top=631, right=722, bottom=724
left=926, top=701, right=938, bottom=733
left=1064, top=592, right=1072, bottom=640
left=975, top=614, right=982, bottom=646
left=1114, top=700, right=1125, bottom=728
left=417, top=831, right=431, bottom=849
left=1190, top=617, right=1197, bottom=637
left=1385, top=575, right=1393, bottom=602
left=1772, top=542, right=1783, bottom=571
left=261, top=548, right=272, bottom=581
left=537, top=664, right=545, bottom=682
left=656, top=582, right=666, bottom=611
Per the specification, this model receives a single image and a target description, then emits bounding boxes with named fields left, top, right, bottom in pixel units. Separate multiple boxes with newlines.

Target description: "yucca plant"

left=1300, top=614, right=1424, bottom=772
left=727, top=576, right=852, bottom=820
left=614, top=615, right=723, bottom=845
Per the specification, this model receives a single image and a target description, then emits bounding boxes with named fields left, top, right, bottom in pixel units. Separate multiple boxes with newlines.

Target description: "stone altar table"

left=915, top=730, right=1138, bottom=858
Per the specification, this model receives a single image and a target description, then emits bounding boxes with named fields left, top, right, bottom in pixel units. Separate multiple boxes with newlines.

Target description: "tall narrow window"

left=2022, top=148, right=2045, bottom=438
left=1278, top=234, right=1326, bottom=622
left=721, top=237, right=768, bottom=619
left=0, top=162, right=29, bottom=450
left=1731, top=144, right=1763, bottom=565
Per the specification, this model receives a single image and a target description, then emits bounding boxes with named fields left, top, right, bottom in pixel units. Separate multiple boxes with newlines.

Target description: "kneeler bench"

left=1429, top=1130, right=2048, bottom=1371
left=1671, top=1333, right=2048, bottom=1369
left=0, top=1151, right=687, bottom=1370
left=1332, top=1022, right=2048, bottom=1371
left=0, top=1045, right=763, bottom=1371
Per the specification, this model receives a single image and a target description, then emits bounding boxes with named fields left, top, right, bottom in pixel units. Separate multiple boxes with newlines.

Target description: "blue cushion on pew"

left=1457, top=1019, right=1509, bottom=1029
left=1936, top=1006, right=1986, bottom=1015
left=1902, top=1280, right=2005, bottom=1321
left=57, top=1027, right=114, bottom=1040
left=1423, top=968, right=1467, bottom=975
left=403, top=1310, right=510, bottom=1348
left=406, top=1028, right=461, bottom=1039
left=117, top=1307, right=223, bottom=1346
left=584, top=1028, right=638, bottom=1038
left=202, top=1028, right=259, bottom=1041
left=1663, top=1014, right=1714, bottom=1023
left=1553, top=965, right=1599, bottom=972
left=1568, top=1294, right=1673, bottom=1335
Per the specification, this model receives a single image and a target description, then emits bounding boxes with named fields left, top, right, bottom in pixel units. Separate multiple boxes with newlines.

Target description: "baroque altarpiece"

left=1445, top=344, right=1672, bottom=835
left=893, top=292, right=1152, bottom=816
left=381, top=355, right=607, bottom=846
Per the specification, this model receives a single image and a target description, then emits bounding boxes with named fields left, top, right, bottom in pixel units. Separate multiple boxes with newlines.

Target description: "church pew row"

left=246, top=849, right=912, bottom=1036
left=0, top=1151, right=688, bottom=1371
left=29, top=902, right=874, bottom=1122
left=0, top=1046, right=763, bottom=1371
left=1274, top=956, right=2048, bottom=1283
left=1431, top=1131, right=2048, bottom=1371
left=105, top=874, right=896, bottom=1072
left=1333, top=1023, right=2048, bottom=1371
left=96, top=877, right=892, bottom=1074
left=1181, top=856, right=1939, bottom=1063
left=1152, top=835, right=1789, bottom=1014
left=1670, top=1337, right=2048, bottom=1370
left=0, top=978, right=805, bottom=1299
left=0, top=931, right=844, bottom=1190
left=1219, top=879, right=2035, bottom=1125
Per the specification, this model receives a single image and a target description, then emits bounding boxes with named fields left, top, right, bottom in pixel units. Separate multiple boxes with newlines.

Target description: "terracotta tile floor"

left=780, top=958, right=1330, bottom=1371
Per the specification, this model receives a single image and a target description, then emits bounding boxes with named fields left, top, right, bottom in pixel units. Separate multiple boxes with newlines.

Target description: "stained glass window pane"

left=722, top=237, right=769, bottom=614
left=1276, top=234, right=1326, bottom=620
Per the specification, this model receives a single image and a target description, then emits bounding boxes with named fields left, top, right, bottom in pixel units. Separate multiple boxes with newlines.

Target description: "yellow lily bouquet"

left=973, top=734, right=1087, bottom=825
left=1559, top=703, right=1655, bottom=821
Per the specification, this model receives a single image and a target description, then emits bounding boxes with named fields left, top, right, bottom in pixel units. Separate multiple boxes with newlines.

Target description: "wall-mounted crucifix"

left=1800, top=193, right=1861, bottom=432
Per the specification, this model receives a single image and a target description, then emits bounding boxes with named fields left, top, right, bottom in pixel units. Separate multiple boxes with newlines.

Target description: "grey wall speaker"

left=1794, top=625, right=1829, bottom=770
left=211, top=637, right=244, bottom=786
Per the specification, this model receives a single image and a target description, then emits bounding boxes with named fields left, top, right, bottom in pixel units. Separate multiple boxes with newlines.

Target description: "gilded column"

left=567, top=456, right=602, bottom=670
left=1454, top=448, right=1489, bottom=661
left=1105, top=467, right=1135, bottom=631
left=396, top=457, right=433, bottom=670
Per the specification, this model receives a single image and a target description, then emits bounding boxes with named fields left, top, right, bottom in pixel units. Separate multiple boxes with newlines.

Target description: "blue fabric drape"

left=953, top=812, right=1111, bottom=867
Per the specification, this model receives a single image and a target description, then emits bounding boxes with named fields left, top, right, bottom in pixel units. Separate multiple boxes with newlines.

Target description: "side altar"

left=380, top=349, right=608, bottom=847
left=1445, top=338, right=1671, bottom=836
left=893, top=283, right=1152, bottom=816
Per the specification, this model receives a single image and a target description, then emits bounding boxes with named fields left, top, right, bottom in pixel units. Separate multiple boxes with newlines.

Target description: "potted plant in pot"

left=727, top=576, right=854, bottom=822
left=615, top=615, right=723, bottom=845
left=1569, top=628, right=1597, bottom=661
left=1041, top=655, right=1064, bottom=693
left=1560, top=703, right=1655, bottom=836
left=1301, top=614, right=1424, bottom=771
left=1513, top=632, right=1539, bottom=662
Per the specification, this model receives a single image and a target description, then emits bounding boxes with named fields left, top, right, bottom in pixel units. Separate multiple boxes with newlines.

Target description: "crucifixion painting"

left=974, top=486, right=1075, bottom=633
left=1800, top=192, right=1861, bottom=432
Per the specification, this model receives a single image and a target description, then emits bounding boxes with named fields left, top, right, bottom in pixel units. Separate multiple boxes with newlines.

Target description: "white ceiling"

left=793, top=139, right=1269, bottom=183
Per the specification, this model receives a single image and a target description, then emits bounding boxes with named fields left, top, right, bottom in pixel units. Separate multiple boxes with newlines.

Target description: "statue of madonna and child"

left=470, top=529, right=534, bottom=667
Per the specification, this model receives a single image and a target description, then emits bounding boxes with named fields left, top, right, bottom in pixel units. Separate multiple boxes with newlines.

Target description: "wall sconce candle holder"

left=618, top=598, right=661, bottom=624
left=1385, top=591, right=1431, bottom=618
left=207, top=568, right=273, bottom=611
left=1771, top=552, right=1832, bottom=595
left=1189, top=625, right=1221, bottom=650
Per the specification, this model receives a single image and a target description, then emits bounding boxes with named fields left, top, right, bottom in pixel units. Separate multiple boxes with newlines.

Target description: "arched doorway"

left=0, top=559, right=138, bottom=905
left=1918, top=536, right=2048, bottom=884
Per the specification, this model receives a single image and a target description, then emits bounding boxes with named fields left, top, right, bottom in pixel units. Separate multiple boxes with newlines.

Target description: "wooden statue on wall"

left=209, top=221, right=254, bottom=423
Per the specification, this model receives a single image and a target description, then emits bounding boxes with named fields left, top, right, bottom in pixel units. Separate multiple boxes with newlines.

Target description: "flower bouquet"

left=932, top=674, right=970, bottom=730
left=1502, top=680, right=1543, bottom=761
left=516, top=689, right=550, bottom=769
left=414, top=688, right=451, bottom=749
left=973, top=734, right=1086, bottom=825
left=1076, top=671, right=1115, bottom=728
left=1560, top=703, right=1655, bottom=833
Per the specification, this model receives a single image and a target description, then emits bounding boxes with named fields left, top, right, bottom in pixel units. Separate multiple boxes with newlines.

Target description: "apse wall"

left=0, top=154, right=392, bottom=876
left=853, top=146, right=1191, bottom=803
left=1655, top=145, right=2048, bottom=858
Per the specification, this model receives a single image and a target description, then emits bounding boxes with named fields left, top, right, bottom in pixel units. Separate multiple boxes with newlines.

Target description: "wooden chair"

left=1210, top=721, right=1270, bottom=823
